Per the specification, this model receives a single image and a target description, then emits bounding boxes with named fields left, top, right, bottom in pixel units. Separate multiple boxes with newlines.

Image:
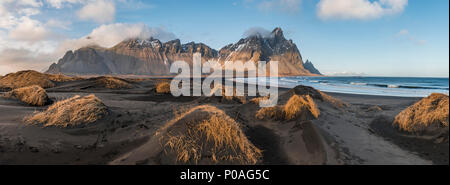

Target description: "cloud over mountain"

left=57, top=23, right=177, bottom=53
left=77, top=0, right=115, bottom=23
left=317, top=0, right=408, bottom=20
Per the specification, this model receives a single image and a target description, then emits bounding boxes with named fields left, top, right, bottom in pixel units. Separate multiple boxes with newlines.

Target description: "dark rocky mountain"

left=47, top=28, right=321, bottom=76
left=303, top=60, right=322, bottom=75
left=48, top=38, right=218, bottom=75
left=218, top=28, right=313, bottom=76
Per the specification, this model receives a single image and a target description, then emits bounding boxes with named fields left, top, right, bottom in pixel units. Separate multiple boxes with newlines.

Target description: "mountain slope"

left=47, top=28, right=320, bottom=76
left=303, top=60, right=322, bottom=75
left=218, top=28, right=312, bottom=76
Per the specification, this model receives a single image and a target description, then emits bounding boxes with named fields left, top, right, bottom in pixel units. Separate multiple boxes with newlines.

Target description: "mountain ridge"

left=47, top=28, right=321, bottom=76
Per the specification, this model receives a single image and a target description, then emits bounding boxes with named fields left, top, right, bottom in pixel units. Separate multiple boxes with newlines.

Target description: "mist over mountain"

left=47, top=28, right=321, bottom=76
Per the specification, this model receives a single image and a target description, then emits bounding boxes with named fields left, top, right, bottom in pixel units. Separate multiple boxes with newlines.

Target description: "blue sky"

left=0, top=0, right=448, bottom=77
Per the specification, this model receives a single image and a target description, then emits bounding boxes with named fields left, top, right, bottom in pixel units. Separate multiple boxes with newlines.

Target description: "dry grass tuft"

left=93, top=76, right=132, bottom=89
left=393, top=93, right=449, bottom=134
left=156, top=81, right=171, bottom=94
left=284, top=95, right=320, bottom=121
left=282, top=85, right=348, bottom=109
left=0, top=70, right=55, bottom=90
left=25, top=94, right=108, bottom=127
left=255, top=94, right=320, bottom=121
left=46, top=73, right=83, bottom=82
left=2, top=85, right=49, bottom=106
left=250, top=96, right=270, bottom=105
left=255, top=106, right=283, bottom=120
left=162, top=105, right=262, bottom=164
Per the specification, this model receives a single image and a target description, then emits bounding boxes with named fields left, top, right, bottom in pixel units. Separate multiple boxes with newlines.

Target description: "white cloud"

left=77, top=0, right=115, bottom=23
left=0, top=0, right=45, bottom=29
left=317, top=0, right=408, bottom=20
left=45, top=19, right=72, bottom=29
left=57, top=23, right=177, bottom=54
left=0, top=48, right=55, bottom=74
left=18, top=8, right=41, bottom=16
left=396, top=29, right=427, bottom=45
left=8, top=17, right=51, bottom=42
left=17, top=0, right=43, bottom=8
left=243, top=27, right=272, bottom=38
left=46, top=0, right=86, bottom=9
left=398, top=29, right=409, bottom=36
left=0, top=15, right=19, bottom=29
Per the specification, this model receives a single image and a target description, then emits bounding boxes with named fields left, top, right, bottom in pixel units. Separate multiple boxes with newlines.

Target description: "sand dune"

left=156, top=81, right=171, bottom=94
left=113, top=105, right=262, bottom=165
left=25, top=94, right=108, bottom=127
left=0, top=75, right=446, bottom=165
left=2, top=85, right=50, bottom=106
left=0, top=70, right=55, bottom=90
left=394, top=93, right=449, bottom=136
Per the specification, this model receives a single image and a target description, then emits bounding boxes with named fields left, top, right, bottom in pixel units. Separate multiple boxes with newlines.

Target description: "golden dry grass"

left=0, top=70, right=55, bottom=90
left=255, top=94, right=320, bottom=121
left=250, top=96, right=270, bottom=105
left=162, top=105, right=262, bottom=165
left=284, top=95, right=320, bottom=121
left=393, top=93, right=449, bottom=133
left=46, top=74, right=83, bottom=82
left=94, top=76, right=132, bottom=89
left=156, top=81, right=171, bottom=94
left=25, top=94, right=108, bottom=127
left=282, top=85, right=347, bottom=109
left=255, top=106, right=283, bottom=120
left=2, top=85, right=49, bottom=106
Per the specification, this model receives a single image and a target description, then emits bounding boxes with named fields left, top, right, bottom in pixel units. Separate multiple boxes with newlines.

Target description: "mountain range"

left=46, top=28, right=321, bottom=76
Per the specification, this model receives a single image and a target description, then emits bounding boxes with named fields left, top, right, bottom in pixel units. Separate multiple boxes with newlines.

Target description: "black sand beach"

left=0, top=77, right=447, bottom=165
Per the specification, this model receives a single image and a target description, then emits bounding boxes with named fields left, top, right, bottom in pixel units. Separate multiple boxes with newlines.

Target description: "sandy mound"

left=162, top=105, right=262, bottom=164
left=280, top=85, right=348, bottom=109
left=0, top=70, right=55, bottom=90
left=92, top=76, right=133, bottom=89
left=156, top=81, right=171, bottom=94
left=25, top=94, right=108, bottom=127
left=284, top=95, right=320, bottom=121
left=393, top=93, right=449, bottom=135
left=46, top=74, right=83, bottom=82
left=256, top=95, right=319, bottom=121
left=255, top=106, right=283, bottom=120
left=2, top=85, right=50, bottom=106
left=112, top=105, right=262, bottom=165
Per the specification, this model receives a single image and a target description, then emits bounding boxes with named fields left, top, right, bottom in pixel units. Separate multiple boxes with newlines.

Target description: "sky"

left=0, top=0, right=448, bottom=77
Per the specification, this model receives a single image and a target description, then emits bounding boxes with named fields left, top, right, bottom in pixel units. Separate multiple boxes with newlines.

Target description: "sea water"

left=234, top=76, right=449, bottom=97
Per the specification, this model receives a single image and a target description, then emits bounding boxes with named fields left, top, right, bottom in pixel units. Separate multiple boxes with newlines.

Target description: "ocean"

left=234, top=76, right=449, bottom=97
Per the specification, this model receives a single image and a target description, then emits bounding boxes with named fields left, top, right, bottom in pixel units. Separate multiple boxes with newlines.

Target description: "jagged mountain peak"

left=115, top=37, right=163, bottom=49
left=271, top=27, right=284, bottom=39
left=303, top=59, right=322, bottom=75
left=47, top=27, right=320, bottom=76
